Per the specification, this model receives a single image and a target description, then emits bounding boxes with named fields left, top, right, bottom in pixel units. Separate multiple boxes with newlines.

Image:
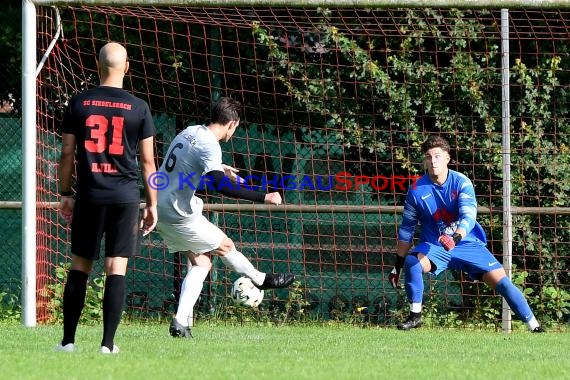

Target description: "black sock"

left=61, top=270, right=89, bottom=346
left=410, top=311, right=422, bottom=318
left=101, top=274, right=126, bottom=350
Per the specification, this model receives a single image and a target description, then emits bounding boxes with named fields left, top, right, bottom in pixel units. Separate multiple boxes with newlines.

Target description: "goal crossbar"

left=29, top=0, right=570, bottom=10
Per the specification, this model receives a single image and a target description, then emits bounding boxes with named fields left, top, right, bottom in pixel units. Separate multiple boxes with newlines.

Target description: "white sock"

left=175, top=265, right=209, bottom=328
left=219, top=249, right=265, bottom=286
left=411, top=303, right=422, bottom=313
left=526, top=317, right=539, bottom=331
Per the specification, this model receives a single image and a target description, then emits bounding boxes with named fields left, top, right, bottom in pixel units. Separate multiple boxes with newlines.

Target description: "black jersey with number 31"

left=61, top=86, right=156, bottom=204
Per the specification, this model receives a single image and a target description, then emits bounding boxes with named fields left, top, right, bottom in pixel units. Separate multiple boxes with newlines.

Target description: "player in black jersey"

left=55, top=42, right=158, bottom=354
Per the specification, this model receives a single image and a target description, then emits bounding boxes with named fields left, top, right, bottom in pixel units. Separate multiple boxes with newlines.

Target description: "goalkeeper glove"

left=438, top=233, right=462, bottom=251
left=388, top=255, right=405, bottom=289
left=388, top=267, right=401, bottom=289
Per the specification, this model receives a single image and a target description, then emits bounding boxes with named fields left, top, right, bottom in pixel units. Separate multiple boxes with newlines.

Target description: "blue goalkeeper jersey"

left=397, top=170, right=487, bottom=245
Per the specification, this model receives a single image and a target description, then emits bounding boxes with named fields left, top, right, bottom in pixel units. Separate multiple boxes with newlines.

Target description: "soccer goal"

left=22, top=0, right=570, bottom=331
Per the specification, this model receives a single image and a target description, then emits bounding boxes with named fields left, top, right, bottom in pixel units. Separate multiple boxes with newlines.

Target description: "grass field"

left=1, top=321, right=568, bottom=380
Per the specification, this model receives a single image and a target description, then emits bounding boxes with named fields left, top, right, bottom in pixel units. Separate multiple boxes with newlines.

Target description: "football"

left=231, top=276, right=264, bottom=307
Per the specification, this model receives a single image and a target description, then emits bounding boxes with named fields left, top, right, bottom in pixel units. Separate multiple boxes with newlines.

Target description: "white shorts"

left=157, top=214, right=226, bottom=254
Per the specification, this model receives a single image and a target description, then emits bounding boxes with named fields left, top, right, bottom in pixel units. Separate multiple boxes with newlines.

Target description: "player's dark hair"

left=211, top=97, right=242, bottom=125
left=422, top=135, right=451, bottom=153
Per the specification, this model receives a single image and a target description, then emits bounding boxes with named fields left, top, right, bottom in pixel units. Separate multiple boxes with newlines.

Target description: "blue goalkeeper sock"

left=495, top=276, right=534, bottom=322
left=404, top=254, right=424, bottom=305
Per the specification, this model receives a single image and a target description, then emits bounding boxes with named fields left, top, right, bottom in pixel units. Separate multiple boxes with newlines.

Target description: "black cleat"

left=532, top=326, right=546, bottom=333
left=258, top=273, right=295, bottom=290
left=397, top=313, right=423, bottom=330
left=169, top=318, right=193, bottom=338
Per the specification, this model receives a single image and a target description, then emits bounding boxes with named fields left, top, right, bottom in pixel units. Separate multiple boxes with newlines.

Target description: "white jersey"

left=157, top=125, right=224, bottom=223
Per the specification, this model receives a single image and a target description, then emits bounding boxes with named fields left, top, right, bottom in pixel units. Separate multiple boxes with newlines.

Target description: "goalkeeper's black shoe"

left=532, top=326, right=546, bottom=333
left=397, top=313, right=423, bottom=330
left=258, top=273, right=295, bottom=290
left=169, top=318, right=193, bottom=338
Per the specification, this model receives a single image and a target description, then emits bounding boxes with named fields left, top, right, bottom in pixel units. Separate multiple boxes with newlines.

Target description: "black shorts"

left=70, top=200, right=141, bottom=260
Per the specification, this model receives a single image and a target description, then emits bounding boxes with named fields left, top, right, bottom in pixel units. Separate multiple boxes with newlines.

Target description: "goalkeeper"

left=388, top=135, right=543, bottom=332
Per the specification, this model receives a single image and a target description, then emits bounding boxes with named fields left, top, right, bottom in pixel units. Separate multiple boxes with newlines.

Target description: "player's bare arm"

left=57, top=133, right=77, bottom=224
left=139, top=136, right=157, bottom=236
left=390, top=193, right=418, bottom=288
left=396, top=240, right=412, bottom=258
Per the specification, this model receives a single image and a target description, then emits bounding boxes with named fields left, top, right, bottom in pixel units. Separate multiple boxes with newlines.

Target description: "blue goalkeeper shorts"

left=410, top=240, right=502, bottom=280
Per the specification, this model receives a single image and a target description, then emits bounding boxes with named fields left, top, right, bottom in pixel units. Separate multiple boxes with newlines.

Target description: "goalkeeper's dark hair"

left=422, top=135, right=451, bottom=153
left=211, top=97, right=242, bottom=125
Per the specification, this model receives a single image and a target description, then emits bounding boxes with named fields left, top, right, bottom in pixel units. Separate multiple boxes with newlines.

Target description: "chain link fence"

left=0, top=62, right=22, bottom=300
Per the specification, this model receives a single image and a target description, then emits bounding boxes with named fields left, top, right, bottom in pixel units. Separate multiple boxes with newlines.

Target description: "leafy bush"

left=0, top=288, right=21, bottom=323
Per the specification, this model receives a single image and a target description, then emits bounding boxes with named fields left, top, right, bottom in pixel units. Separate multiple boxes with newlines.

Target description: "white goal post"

left=22, top=0, right=565, bottom=329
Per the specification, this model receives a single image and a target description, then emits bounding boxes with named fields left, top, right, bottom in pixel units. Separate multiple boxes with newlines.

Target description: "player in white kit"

left=156, top=97, right=295, bottom=338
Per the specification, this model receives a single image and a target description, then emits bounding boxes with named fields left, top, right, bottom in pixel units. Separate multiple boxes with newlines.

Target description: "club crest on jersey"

left=433, top=207, right=456, bottom=224
left=434, top=207, right=458, bottom=235
left=183, top=134, right=198, bottom=147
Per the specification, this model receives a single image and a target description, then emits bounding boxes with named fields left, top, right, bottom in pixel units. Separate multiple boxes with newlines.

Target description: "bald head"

left=98, top=42, right=128, bottom=86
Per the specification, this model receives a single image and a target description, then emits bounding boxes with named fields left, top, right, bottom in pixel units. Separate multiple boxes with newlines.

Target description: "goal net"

left=30, top=3, right=570, bottom=327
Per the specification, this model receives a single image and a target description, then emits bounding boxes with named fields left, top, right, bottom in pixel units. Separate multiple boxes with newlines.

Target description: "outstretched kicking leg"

left=216, top=237, right=295, bottom=290
left=483, top=268, right=544, bottom=333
